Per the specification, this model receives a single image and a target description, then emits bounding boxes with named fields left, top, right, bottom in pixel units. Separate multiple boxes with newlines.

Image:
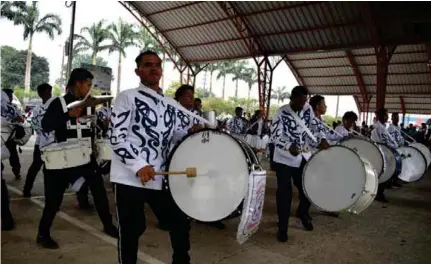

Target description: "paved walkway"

left=2, top=136, right=431, bottom=264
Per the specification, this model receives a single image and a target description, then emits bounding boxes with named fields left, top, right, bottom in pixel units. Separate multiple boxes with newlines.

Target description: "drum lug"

left=251, top=164, right=263, bottom=171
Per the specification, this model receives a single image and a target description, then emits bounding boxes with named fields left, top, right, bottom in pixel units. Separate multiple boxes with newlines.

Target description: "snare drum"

left=41, top=141, right=92, bottom=170
left=377, top=143, right=402, bottom=184
left=339, top=137, right=385, bottom=178
left=167, top=128, right=260, bottom=222
left=96, top=139, right=111, bottom=160
left=409, top=142, right=431, bottom=168
left=303, top=146, right=378, bottom=214
left=396, top=146, right=427, bottom=182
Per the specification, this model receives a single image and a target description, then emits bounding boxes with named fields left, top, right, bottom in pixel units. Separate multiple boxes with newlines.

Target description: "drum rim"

left=397, top=145, right=427, bottom=183
left=339, top=137, right=385, bottom=177
left=165, top=128, right=255, bottom=221
left=376, top=142, right=402, bottom=182
left=409, top=142, right=431, bottom=167
left=302, top=145, right=366, bottom=212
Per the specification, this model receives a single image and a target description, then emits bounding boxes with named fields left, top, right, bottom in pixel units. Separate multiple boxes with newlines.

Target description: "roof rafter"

left=346, top=50, right=368, bottom=112
left=399, top=96, right=406, bottom=114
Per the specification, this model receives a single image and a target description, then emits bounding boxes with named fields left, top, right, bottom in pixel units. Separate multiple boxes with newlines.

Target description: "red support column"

left=375, top=46, right=396, bottom=110
left=399, top=95, right=406, bottom=124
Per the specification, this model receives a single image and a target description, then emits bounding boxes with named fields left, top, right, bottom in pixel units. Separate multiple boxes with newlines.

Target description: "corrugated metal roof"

left=124, top=1, right=431, bottom=114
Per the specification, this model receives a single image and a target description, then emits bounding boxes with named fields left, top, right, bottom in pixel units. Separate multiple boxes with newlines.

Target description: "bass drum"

left=409, top=142, right=431, bottom=168
left=377, top=143, right=402, bottom=184
left=396, top=146, right=427, bottom=182
left=303, top=145, right=377, bottom=213
left=166, top=129, right=260, bottom=222
left=339, top=137, right=385, bottom=178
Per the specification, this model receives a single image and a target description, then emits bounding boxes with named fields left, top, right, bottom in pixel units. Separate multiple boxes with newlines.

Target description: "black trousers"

left=115, top=183, right=190, bottom=264
left=38, top=156, right=113, bottom=236
left=5, top=140, right=20, bottom=176
left=274, top=159, right=311, bottom=233
left=268, top=143, right=275, bottom=170
left=1, top=163, right=14, bottom=224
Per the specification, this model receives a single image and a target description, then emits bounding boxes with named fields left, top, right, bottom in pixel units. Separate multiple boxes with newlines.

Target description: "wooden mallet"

left=155, top=167, right=197, bottom=178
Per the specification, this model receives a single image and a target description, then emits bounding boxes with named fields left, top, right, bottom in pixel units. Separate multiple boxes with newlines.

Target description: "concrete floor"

left=2, top=136, right=431, bottom=264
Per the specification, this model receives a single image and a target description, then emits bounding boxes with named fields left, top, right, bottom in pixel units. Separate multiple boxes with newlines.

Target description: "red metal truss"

left=399, top=96, right=406, bottom=115
left=346, top=51, right=368, bottom=112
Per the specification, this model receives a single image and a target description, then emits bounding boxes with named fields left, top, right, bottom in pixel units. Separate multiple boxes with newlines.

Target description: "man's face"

left=382, top=112, right=389, bottom=123
left=135, top=54, right=162, bottom=87
left=236, top=110, right=243, bottom=117
left=291, top=94, right=308, bottom=110
left=179, top=89, right=194, bottom=110
left=38, top=89, right=52, bottom=99
left=344, top=119, right=356, bottom=130
left=194, top=100, right=202, bottom=111
left=392, top=114, right=399, bottom=124
left=317, top=99, right=327, bottom=115
left=77, top=79, right=92, bottom=98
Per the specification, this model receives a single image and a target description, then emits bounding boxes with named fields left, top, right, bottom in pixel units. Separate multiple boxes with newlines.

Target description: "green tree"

left=1, top=46, right=49, bottom=90
left=228, top=60, right=249, bottom=98
left=108, top=19, right=138, bottom=95
left=195, top=88, right=214, bottom=99
left=271, top=86, right=290, bottom=105
left=74, top=20, right=112, bottom=65
left=4, top=2, right=61, bottom=92
left=215, top=61, right=235, bottom=99
left=243, top=67, right=257, bottom=99
left=0, top=1, right=26, bottom=20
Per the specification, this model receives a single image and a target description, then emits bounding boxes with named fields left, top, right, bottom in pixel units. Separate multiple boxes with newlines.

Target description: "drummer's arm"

left=108, top=92, right=148, bottom=174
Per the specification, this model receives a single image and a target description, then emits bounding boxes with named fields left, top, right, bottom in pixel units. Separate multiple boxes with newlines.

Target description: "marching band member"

left=271, top=86, right=328, bottom=243
left=1, top=90, right=23, bottom=231
left=22, top=83, right=55, bottom=197
left=227, top=106, right=246, bottom=136
left=371, top=108, right=399, bottom=203
left=334, top=111, right=358, bottom=138
left=194, top=97, right=203, bottom=116
left=109, top=51, right=191, bottom=264
left=37, top=68, right=117, bottom=249
left=387, top=112, right=405, bottom=188
left=96, top=92, right=112, bottom=138
left=2, top=88, right=23, bottom=179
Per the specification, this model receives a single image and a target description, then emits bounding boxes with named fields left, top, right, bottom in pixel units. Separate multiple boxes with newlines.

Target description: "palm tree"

left=243, top=68, right=258, bottom=99
left=271, top=86, right=290, bottom=105
left=0, top=1, right=26, bottom=20
left=215, top=61, right=235, bottom=99
left=136, top=27, right=158, bottom=51
left=4, top=2, right=62, bottom=92
left=207, top=63, right=217, bottom=96
left=228, top=60, right=249, bottom=98
left=108, top=19, right=138, bottom=95
left=74, top=20, right=112, bottom=65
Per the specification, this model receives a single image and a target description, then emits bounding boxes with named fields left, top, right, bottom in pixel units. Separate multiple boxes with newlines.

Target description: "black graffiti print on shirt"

left=280, top=110, right=301, bottom=146
left=161, top=104, right=175, bottom=169
left=177, top=110, right=191, bottom=130
left=108, top=110, right=137, bottom=164
left=135, top=96, right=160, bottom=162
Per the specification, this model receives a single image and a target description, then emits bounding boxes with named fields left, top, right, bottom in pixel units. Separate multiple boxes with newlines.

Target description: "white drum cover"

left=96, top=139, right=111, bottom=160
left=409, top=142, right=431, bottom=168
left=303, top=146, right=367, bottom=212
left=245, top=134, right=267, bottom=150
left=41, top=142, right=92, bottom=170
left=1, top=130, right=11, bottom=160
left=168, top=131, right=250, bottom=222
left=396, top=146, right=427, bottom=182
left=339, top=138, right=384, bottom=177
left=346, top=158, right=378, bottom=214
left=378, top=144, right=397, bottom=184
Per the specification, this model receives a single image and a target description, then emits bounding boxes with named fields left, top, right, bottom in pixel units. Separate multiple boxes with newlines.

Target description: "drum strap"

left=287, top=108, right=318, bottom=143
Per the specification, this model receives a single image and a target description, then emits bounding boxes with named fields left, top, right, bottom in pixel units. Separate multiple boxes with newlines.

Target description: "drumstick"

left=155, top=167, right=197, bottom=178
left=317, top=119, right=344, bottom=137
left=397, top=128, right=416, bottom=143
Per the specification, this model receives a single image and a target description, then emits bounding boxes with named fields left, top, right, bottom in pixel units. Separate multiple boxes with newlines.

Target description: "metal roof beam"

left=427, top=44, right=431, bottom=76
left=346, top=50, right=368, bottom=112
left=145, top=2, right=203, bottom=17
left=283, top=57, right=305, bottom=86
left=288, top=50, right=427, bottom=62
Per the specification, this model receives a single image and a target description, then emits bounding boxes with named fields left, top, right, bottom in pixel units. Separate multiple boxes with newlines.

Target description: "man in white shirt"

left=227, top=106, right=246, bottom=136
left=271, top=86, right=329, bottom=243
left=109, top=51, right=191, bottom=264
left=22, top=83, right=55, bottom=197
left=387, top=113, right=405, bottom=147
left=371, top=108, right=398, bottom=203
left=334, top=111, right=358, bottom=138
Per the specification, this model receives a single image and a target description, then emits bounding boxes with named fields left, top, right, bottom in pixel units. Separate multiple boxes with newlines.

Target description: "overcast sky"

left=2, top=0, right=427, bottom=120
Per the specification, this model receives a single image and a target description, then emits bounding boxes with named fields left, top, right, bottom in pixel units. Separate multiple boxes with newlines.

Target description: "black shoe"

left=210, top=221, right=226, bottom=230
left=36, top=235, right=59, bottom=249
left=277, top=231, right=288, bottom=242
left=103, top=225, right=119, bottom=238
left=23, top=190, right=31, bottom=198
left=299, top=216, right=314, bottom=231
left=296, top=209, right=312, bottom=220
left=375, top=195, right=389, bottom=203
left=2, top=220, right=15, bottom=231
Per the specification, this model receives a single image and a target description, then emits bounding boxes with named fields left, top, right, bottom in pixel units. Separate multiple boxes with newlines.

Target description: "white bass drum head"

left=303, top=146, right=366, bottom=212
left=396, top=146, right=427, bottom=182
left=377, top=144, right=396, bottom=184
left=339, top=138, right=384, bottom=177
left=409, top=142, right=431, bottom=168
left=168, top=130, right=249, bottom=222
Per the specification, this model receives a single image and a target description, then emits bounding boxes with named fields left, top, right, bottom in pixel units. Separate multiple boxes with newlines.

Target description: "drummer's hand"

left=13, top=116, right=24, bottom=123
left=103, top=118, right=109, bottom=129
left=137, top=165, right=155, bottom=185
left=318, top=139, right=330, bottom=150
left=68, top=107, right=83, bottom=118
left=188, top=124, right=203, bottom=133
left=288, top=144, right=300, bottom=156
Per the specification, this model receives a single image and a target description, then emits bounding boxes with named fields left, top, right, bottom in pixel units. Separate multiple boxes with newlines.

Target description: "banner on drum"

left=236, top=170, right=267, bottom=245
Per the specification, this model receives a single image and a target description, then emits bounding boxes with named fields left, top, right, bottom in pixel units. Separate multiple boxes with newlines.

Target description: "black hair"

left=392, top=112, right=399, bottom=116
left=235, top=106, right=243, bottom=113
left=66, top=68, right=94, bottom=88
left=36, top=83, right=52, bottom=94
left=342, top=111, right=358, bottom=121
left=174, top=84, right=194, bottom=101
left=101, top=92, right=111, bottom=96
left=2, top=88, right=13, bottom=96
left=309, top=95, right=325, bottom=110
left=376, top=108, right=388, bottom=120
left=135, top=50, right=159, bottom=67
left=290, top=85, right=309, bottom=99
left=194, top=98, right=202, bottom=103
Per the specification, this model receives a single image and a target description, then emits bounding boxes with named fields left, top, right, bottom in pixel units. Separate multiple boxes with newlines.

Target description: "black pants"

left=115, top=183, right=190, bottom=264
left=23, top=145, right=44, bottom=193
left=268, top=143, right=275, bottom=171
left=5, top=140, right=20, bottom=176
left=38, top=157, right=113, bottom=236
left=1, top=163, right=14, bottom=224
left=274, top=159, right=311, bottom=233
